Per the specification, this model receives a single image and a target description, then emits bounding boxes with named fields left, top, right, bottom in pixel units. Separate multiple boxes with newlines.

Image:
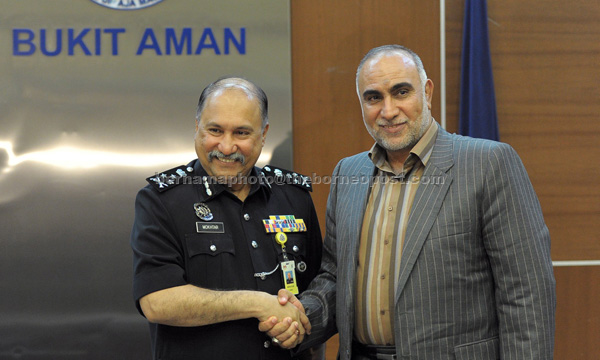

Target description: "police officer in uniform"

left=131, top=77, right=323, bottom=360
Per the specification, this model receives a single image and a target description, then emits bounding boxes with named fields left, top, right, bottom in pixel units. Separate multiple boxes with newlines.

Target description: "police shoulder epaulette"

left=262, top=165, right=312, bottom=192
left=146, top=165, right=194, bottom=192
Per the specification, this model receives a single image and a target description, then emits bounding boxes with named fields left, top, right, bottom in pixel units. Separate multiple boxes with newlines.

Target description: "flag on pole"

left=459, top=0, right=499, bottom=141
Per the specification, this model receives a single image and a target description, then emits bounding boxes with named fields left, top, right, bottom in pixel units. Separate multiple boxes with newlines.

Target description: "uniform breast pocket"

left=183, top=233, right=235, bottom=288
left=279, top=233, right=307, bottom=260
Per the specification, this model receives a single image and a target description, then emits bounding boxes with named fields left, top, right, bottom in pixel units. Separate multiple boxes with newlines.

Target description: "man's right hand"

left=258, top=289, right=310, bottom=349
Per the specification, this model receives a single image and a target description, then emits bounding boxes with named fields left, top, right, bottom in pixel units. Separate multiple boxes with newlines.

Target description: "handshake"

left=257, top=289, right=310, bottom=349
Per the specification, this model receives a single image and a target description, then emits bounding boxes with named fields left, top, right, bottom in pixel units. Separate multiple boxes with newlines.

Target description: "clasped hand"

left=258, top=289, right=309, bottom=349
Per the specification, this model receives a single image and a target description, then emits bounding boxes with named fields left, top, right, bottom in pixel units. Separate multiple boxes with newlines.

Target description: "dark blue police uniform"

left=131, top=159, right=322, bottom=360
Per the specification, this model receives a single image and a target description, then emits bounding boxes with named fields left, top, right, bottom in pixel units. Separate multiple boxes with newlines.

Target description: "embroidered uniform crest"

left=193, top=203, right=214, bottom=221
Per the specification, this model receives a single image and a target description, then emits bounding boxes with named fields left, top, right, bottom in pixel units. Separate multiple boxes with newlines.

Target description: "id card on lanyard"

left=275, top=232, right=299, bottom=295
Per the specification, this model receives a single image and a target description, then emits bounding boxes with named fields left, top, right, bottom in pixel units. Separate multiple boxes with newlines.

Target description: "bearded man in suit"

left=261, top=44, right=556, bottom=360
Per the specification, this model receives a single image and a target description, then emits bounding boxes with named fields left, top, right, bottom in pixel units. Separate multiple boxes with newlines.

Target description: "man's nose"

left=217, top=134, right=238, bottom=155
left=380, top=96, right=400, bottom=120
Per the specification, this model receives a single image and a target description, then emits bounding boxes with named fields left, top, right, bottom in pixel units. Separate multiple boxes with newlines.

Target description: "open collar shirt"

left=354, top=120, right=439, bottom=345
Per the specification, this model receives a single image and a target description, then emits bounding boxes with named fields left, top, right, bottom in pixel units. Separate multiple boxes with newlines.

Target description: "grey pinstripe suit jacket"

left=299, top=127, right=556, bottom=360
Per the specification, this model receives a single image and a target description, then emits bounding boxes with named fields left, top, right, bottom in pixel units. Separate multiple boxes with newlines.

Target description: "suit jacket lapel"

left=338, top=156, right=374, bottom=338
left=351, top=160, right=375, bottom=242
left=342, top=158, right=375, bottom=271
left=395, top=129, right=455, bottom=301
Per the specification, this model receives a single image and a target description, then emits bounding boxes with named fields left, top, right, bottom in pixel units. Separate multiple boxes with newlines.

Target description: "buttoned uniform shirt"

left=354, top=121, right=438, bottom=346
left=131, top=159, right=322, bottom=360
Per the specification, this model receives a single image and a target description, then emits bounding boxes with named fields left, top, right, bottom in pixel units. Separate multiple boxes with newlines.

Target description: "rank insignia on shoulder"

left=262, top=165, right=312, bottom=192
left=146, top=165, right=193, bottom=192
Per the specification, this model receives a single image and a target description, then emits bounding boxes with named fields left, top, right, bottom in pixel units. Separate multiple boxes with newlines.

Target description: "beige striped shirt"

left=354, top=120, right=439, bottom=345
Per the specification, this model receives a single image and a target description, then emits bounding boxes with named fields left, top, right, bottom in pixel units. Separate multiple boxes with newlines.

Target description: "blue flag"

left=459, top=0, right=499, bottom=141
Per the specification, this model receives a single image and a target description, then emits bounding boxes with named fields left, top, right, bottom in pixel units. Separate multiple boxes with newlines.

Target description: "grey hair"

left=355, top=45, right=428, bottom=94
left=196, top=76, right=269, bottom=129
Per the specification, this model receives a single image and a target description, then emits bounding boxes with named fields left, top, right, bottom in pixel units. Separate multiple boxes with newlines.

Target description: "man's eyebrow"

left=235, top=125, right=255, bottom=132
left=204, top=122, right=255, bottom=132
left=390, top=82, right=414, bottom=93
left=202, top=121, right=221, bottom=128
left=362, top=82, right=415, bottom=99
left=362, top=89, right=381, bottom=100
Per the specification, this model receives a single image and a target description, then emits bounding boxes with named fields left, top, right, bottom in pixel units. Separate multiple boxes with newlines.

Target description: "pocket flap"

left=454, top=336, right=499, bottom=359
left=184, top=233, right=235, bottom=257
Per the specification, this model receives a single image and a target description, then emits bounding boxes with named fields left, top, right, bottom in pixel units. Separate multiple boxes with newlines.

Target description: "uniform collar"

left=190, top=159, right=272, bottom=202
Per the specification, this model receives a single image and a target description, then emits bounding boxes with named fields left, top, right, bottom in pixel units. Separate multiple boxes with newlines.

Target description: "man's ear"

left=425, top=79, right=434, bottom=110
left=261, top=124, right=269, bottom=146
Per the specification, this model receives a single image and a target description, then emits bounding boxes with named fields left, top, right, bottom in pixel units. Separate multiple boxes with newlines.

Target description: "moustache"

left=208, top=150, right=246, bottom=164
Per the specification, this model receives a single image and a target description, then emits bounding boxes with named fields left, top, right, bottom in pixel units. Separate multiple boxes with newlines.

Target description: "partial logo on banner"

left=89, top=0, right=164, bottom=10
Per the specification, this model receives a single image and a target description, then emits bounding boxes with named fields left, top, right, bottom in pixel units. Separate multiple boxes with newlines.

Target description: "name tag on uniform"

left=196, top=222, right=224, bottom=233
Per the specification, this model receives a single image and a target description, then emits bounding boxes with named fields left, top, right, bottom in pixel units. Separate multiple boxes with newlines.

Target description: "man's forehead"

left=202, top=88, right=261, bottom=115
left=202, top=119, right=255, bottom=129
left=199, top=90, right=262, bottom=127
left=364, top=53, right=416, bottom=76
left=359, top=52, right=419, bottom=89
